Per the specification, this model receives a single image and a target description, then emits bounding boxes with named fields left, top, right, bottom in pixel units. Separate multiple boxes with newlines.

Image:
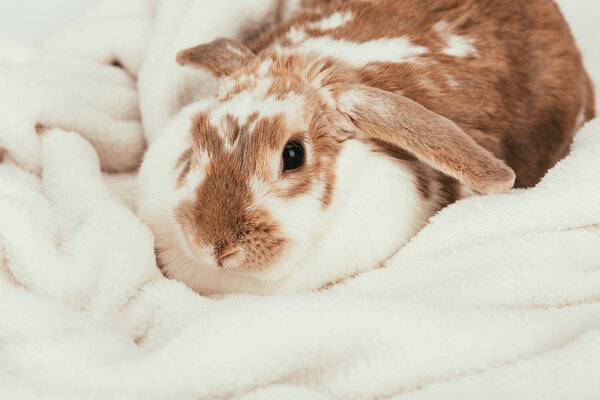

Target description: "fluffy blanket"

left=1, top=0, right=599, bottom=398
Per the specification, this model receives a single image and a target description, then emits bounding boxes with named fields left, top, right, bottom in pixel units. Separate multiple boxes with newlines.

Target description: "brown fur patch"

left=175, top=189, right=286, bottom=272
left=190, top=113, right=225, bottom=159
left=246, top=0, right=595, bottom=189
left=177, top=38, right=256, bottom=77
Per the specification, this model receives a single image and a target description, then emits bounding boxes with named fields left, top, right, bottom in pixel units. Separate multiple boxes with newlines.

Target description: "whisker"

left=279, top=224, right=318, bottom=240
left=330, top=191, right=376, bottom=260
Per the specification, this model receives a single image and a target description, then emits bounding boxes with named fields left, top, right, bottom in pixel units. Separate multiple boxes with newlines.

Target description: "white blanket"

left=1, top=1, right=599, bottom=398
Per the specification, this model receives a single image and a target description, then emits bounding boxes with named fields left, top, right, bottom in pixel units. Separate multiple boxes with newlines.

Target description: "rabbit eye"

left=282, top=141, right=305, bottom=172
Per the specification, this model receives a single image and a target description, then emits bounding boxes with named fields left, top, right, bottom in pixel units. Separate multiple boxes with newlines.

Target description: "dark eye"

left=282, top=141, right=305, bottom=172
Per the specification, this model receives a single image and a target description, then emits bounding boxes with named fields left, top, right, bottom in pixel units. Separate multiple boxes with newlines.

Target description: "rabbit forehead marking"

left=214, top=84, right=306, bottom=132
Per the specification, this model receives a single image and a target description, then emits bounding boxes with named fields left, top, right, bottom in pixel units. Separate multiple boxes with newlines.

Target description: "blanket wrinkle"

left=0, top=36, right=146, bottom=174
left=40, top=0, right=155, bottom=74
left=0, top=234, right=21, bottom=287
left=0, top=0, right=599, bottom=399
left=387, top=328, right=600, bottom=400
left=380, top=324, right=599, bottom=398
left=398, top=328, right=600, bottom=400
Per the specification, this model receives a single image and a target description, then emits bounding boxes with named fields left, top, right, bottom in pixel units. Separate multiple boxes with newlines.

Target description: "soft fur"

left=139, top=0, right=593, bottom=294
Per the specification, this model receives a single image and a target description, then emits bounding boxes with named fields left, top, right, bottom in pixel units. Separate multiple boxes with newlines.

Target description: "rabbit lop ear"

left=336, top=84, right=515, bottom=194
left=176, top=38, right=255, bottom=77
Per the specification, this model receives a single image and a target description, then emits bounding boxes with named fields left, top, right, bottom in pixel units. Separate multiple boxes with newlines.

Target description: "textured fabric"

left=0, top=0, right=599, bottom=398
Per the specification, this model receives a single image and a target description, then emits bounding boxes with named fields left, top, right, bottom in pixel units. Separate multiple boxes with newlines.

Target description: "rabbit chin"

left=139, top=130, right=440, bottom=295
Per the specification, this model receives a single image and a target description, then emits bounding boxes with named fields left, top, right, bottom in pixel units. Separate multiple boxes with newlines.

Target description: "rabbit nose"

left=216, top=249, right=241, bottom=268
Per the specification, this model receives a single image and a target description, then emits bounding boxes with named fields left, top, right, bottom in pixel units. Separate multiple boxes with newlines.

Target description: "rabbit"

left=138, top=0, right=595, bottom=295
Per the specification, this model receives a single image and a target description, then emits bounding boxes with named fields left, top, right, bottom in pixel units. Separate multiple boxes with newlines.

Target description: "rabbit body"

left=138, top=0, right=594, bottom=294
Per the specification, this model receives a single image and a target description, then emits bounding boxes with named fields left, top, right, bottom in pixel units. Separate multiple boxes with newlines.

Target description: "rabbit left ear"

left=176, top=38, right=255, bottom=77
left=336, top=84, right=515, bottom=194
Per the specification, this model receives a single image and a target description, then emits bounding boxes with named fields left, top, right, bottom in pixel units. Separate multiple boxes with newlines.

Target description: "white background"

left=0, top=0, right=94, bottom=43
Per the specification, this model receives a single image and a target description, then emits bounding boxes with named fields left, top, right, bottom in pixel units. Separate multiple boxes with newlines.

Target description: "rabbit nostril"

left=217, top=250, right=240, bottom=268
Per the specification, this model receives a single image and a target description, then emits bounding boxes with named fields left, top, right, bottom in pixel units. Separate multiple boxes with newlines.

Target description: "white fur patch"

left=257, top=59, right=273, bottom=76
left=249, top=176, right=271, bottom=205
left=441, top=70, right=459, bottom=87
left=294, top=36, right=428, bottom=67
left=336, top=90, right=364, bottom=115
left=181, top=167, right=206, bottom=196
left=459, top=184, right=476, bottom=199
left=287, top=26, right=308, bottom=43
left=306, top=11, right=353, bottom=31
left=574, top=106, right=586, bottom=132
left=226, top=44, right=245, bottom=57
left=434, top=21, right=478, bottom=58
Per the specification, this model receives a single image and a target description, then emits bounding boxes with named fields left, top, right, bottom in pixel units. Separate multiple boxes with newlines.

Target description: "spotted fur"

left=139, top=0, right=594, bottom=295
